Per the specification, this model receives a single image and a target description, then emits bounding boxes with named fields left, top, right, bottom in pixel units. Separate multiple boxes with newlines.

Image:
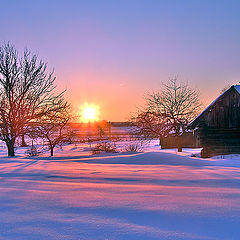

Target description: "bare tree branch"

left=0, top=42, right=69, bottom=156
left=132, top=77, right=202, bottom=150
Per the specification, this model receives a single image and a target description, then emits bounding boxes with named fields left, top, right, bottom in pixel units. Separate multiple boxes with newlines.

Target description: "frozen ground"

left=0, top=141, right=240, bottom=240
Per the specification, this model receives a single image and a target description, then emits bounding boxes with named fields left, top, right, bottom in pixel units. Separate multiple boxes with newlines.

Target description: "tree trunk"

left=177, top=136, right=182, bottom=152
left=6, top=139, right=15, bottom=156
left=50, top=146, right=54, bottom=156
left=21, top=134, right=27, bottom=147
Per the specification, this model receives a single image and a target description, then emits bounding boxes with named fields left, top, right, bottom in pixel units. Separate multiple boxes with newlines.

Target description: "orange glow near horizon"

left=80, top=103, right=100, bottom=123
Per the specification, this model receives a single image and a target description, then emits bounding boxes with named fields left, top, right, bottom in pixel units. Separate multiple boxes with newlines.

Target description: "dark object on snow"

left=188, top=85, right=240, bottom=157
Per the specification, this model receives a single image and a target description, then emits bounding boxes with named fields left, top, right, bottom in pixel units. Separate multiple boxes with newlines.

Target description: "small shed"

left=160, top=132, right=199, bottom=149
left=188, top=85, right=240, bottom=157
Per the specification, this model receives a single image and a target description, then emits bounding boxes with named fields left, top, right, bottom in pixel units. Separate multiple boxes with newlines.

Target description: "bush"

left=191, top=153, right=201, bottom=158
left=26, top=146, right=40, bottom=156
left=124, top=141, right=144, bottom=152
left=92, top=142, right=117, bottom=154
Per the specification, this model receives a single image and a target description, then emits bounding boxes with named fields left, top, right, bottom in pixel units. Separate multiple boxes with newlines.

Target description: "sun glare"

left=80, top=103, right=99, bottom=122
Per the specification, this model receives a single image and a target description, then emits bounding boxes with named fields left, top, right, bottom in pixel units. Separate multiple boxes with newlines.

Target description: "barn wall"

left=189, top=87, right=240, bottom=157
left=203, top=89, right=240, bottom=128
left=199, top=127, right=240, bottom=157
left=160, top=132, right=199, bottom=149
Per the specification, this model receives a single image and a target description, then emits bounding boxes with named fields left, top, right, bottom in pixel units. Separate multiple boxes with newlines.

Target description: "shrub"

left=26, top=146, right=40, bottom=156
left=92, top=142, right=117, bottom=154
left=124, top=141, right=144, bottom=152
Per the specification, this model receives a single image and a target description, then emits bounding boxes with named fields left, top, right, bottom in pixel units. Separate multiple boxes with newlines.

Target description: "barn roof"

left=188, top=85, right=240, bottom=129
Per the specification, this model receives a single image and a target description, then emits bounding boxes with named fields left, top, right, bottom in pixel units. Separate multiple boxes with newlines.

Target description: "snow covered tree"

left=0, top=42, right=64, bottom=156
left=133, top=77, right=202, bottom=151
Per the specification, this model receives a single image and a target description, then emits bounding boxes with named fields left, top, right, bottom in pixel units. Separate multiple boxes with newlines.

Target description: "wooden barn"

left=160, top=132, right=199, bottom=150
left=188, top=85, right=240, bottom=157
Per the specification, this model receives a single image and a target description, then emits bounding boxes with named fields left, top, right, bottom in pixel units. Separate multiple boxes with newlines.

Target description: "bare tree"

left=0, top=42, right=63, bottom=156
left=29, top=95, right=71, bottom=156
left=132, top=77, right=202, bottom=151
left=131, top=110, right=171, bottom=142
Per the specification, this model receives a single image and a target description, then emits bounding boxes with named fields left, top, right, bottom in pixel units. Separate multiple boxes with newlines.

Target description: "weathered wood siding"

left=199, top=128, right=240, bottom=157
left=202, top=88, right=240, bottom=128
left=189, top=87, right=240, bottom=157
left=161, top=132, right=199, bottom=149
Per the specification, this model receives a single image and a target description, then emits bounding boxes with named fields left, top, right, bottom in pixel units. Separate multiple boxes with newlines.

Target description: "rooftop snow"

left=234, top=85, right=240, bottom=94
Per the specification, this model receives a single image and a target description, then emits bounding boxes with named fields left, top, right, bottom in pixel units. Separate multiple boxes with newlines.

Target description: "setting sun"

left=80, top=103, right=99, bottom=122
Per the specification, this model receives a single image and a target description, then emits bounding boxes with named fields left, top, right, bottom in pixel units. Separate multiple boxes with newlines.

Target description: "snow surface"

left=0, top=141, right=240, bottom=240
left=234, top=85, right=240, bottom=94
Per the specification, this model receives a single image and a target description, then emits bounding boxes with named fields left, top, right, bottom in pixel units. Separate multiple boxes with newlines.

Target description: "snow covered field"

left=0, top=141, right=240, bottom=240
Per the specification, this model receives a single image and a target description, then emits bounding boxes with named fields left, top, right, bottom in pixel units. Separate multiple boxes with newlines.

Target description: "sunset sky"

left=1, top=0, right=240, bottom=121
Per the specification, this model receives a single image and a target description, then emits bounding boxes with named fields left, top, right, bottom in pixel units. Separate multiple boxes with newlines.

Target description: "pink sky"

left=1, top=0, right=240, bottom=121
